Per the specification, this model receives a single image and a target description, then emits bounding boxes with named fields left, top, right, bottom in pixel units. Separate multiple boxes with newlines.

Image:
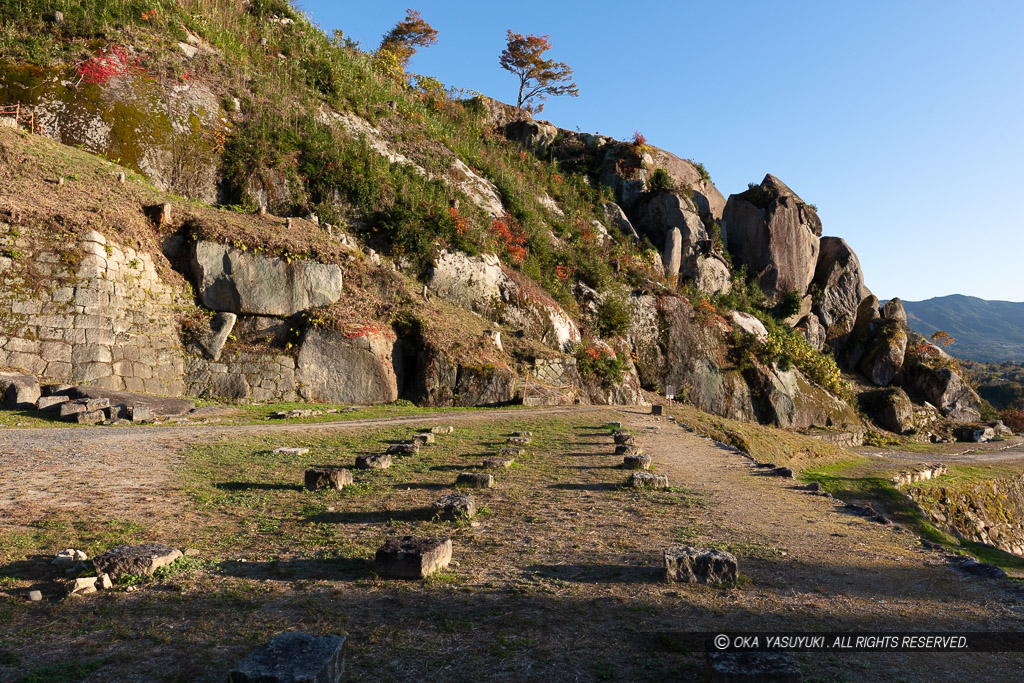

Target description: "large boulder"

left=812, top=237, right=869, bottom=342
left=901, top=364, right=981, bottom=423
left=0, top=371, right=41, bottom=409
left=191, top=241, right=343, bottom=316
left=599, top=201, right=639, bottom=240
left=648, top=148, right=727, bottom=221
left=723, top=174, right=822, bottom=299
left=689, top=255, right=732, bottom=296
left=746, top=362, right=860, bottom=429
left=504, top=120, right=558, bottom=155
left=858, top=321, right=908, bottom=387
left=841, top=295, right=881, bottom=369
left=295, top=327, right=398, bottom=404
left=862, top=387, right=914, bottom=434
left=632, top=189, right=707, bottom=250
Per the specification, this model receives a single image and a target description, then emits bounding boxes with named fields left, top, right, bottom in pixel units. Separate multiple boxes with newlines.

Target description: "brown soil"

left=1, top=406, right=1023, bottom=681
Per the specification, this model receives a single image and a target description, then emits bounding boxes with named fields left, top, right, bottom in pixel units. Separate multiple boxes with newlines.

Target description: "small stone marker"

left=605, top=421, right=622, bottom=429
left=623, top=454, right=652, bottom=470
left=52, top=549, right=88, bottom=567
left=430, top=425, right=454, bottom=434
left=77, top=409, right=107, bottom=424
left=507, top=436, right=531, bottom=446
left=615, top=444, right=642, bottom=456
left=28, top=590, right=42, bottom=602
left=456, top=472, right=494, bottom=489
left=483, top=457, right=514, bottom=469
left=273, top=447, right=310, bottom=455
left=97, top=573, right=113, bottom=590
left=705, top=651, right=802, bottom=683
left=432, top=493, right=476, bottom=521
left=117, top=171, right=126, bottom=183
left=664, top=546, right=738, bottom=584
left=129, top=403, right=154, bottom=422
left=629, top=472, right=668, bottom=489
left=386, top=443, right=419, bottom=455
left=769, top=467, right=794, bottom=479
left=93, top=543, right=182, bottom=579
left=230, top=632, right=346, bottom=683
left=499, top=447, right=525, bottom=458
left=512, top=431, right=532, bottom=437
left=412, top=433, right=435, bottom=446
left=613, top=433, right=635, bottom=446
left=355, top=453, right=391, bottom=470
left=272, top=409, right=323, bottom=419
left=69, top=576, right=98, bottom=595
left=375, top=536, right=452, bottom=579
left=651, top=404, right=664, bottom=416
left=305, top=467, right=352, bottom=491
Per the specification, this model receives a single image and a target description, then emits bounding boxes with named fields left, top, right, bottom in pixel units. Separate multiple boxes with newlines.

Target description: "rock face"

left=634, top=189, right=706, bottom=251
left=664, top=546, right=738, bottom=584
left=901, top=364, right=982, bottom=423
left=93, top=544, right=182, bottom=579
left=428, top=251, right=579, bottom=352
left=191, top=241, right=343, bottom=316
left=663, top=227, right=682, bottom=279
left=723, top=174, right=822, bottom=299
left=649, top=147, right=727, bottom=221
left=190, top=312, right=237, bottom=362
left=812, top=236, right=869, bottom=343
left=600, top=201, right=639, bottom=240
left=295, top=328, right=398, bottom=404
left=0, top=372, right=40, bottom=408
left=230, top=632, right=346, bottom=683
left=858, top=321, right=908, bottom=387
left=504, top=120, right=557, bottom=154
left=863, top=387, right=914, bottom=434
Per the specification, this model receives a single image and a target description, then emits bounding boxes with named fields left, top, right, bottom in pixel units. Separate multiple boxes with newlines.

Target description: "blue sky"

left=301, top=1, right=1023, bottom=302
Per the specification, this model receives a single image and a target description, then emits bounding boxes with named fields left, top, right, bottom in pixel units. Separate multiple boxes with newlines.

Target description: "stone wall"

left=184, top=352, right=299, bottom=403
left=0, top=226, right=186, bottom=395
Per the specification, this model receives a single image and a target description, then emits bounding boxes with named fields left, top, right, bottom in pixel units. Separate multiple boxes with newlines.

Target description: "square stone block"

left=304, top=468, right=352, bottom=491
left=629, top=472, right=668, bottom=489
left=499, top=447, right=525, bottom=458
left=230, top=632, right=346, bottom=683
left=615, top=444, right=643, bottom=456
left=506, top=436, right=531, bottom=446
left=664, top=546, right=738, bottom=585
left=432, top=493, right=476, bottom=521
left=623, top=454, right=652, bottom=470
left=375, top=536, right=452, bottom=579
left=482, top=457, right=514, bottom=469
left=355, top=454, right=391, bottom=470
left=412, top=433, right=435, bottom=446
left=456, top=472, right=494, bottom=488
left=386, top=443, right=419, bottom=456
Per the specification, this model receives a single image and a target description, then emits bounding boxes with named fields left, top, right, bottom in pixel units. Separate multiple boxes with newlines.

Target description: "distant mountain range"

left=900, top=295, right=1024, bottom=363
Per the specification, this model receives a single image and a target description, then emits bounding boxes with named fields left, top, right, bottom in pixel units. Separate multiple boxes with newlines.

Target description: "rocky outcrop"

left=812, top=236, right=869, bottom=344
left=295, top=327, right=398, bottom=404
left=504, top=120, right=557, bottom=155
left=470, top=95, right=531, bottom=128
left=858, top=321, right=908, bottom=387
left=901, top=364, right=982, bottom=423
left=862, top=387, right=914, bottom=434
left=691, top=256, right=732, bottom=296
left=633, top=189, right=706, bottom=250
left=0, top=371, right=40, bottom=408
left=427, top=251, right=579, bottom=352
left=747, top=362, right=860, bottom=429
left=600, top=202, right=639, bottom=240
left=191, top=241, right=343, bottom=317
left=649, top=148, right=727, bottom=221
left=723, top=174, right=822, bottom=299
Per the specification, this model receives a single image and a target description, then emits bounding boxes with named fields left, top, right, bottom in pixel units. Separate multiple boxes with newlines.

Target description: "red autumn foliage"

left=76, top=44, right=149, bottom=85
left=448, top=206, right=469, bottom=235
left=378, top=8, right=438, bottom=69
left=499, top=30, right=579, bottom=113
left=491, top=214, right=529, bottom=263
left=1000, top=408, right=1024, bottom=432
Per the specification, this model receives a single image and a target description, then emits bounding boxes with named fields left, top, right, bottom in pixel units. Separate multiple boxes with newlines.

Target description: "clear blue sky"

left=300, top=0, right=1024, bottom=303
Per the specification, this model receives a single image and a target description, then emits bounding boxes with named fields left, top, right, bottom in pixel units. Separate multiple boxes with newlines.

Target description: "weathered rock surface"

left=723, top=174, right=822, bottom=299
left=0, top=371, right=40, bottom=408
left=93, top=544, right=182, bottom=579
left=483, top=457, right=514, bottom=469
left=375, top=536, right=452, bottom=579
left=634, top=189, right=706, bottom=252
left=863, top=387, right=914, bottom=434
left=858, top=321, right=907, bottom=387
left=901, top=365, right=981, bottom=423
left=386, top=443, right=419, bottom=455
left=56, top=387, right=193, bottom=417
left=504, top=119, right=557, bottom=154
left=729, top=311, right=768, bottom=342
left=355, top=454, right=391, bottom=469
left=191, top=312, right=237, bottom=362
left=812, top=236, right=869, bottom=342
left=456, top=472, right=494, bottom=489
left=191, top=241, right=343, bottom=316
left=664, top=546, right=738, bottom=584
left=304, top=467, right=352, bottom=491
left=229, top=632, right=346, bottom=683
left=600, top=201, right=639, bottom=240
left=705, top=652, right=802, bottom=683
left=630, top=472, right=668, bottom=489
left=623, top=454, right=652, bottom=470
left=295, top=328, right=398, bottom=404
left=432, top=493, right=476, bottom=521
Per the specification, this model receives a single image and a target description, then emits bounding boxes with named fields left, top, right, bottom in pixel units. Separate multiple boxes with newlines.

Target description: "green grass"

left=19, top=659, right=105, bottom=683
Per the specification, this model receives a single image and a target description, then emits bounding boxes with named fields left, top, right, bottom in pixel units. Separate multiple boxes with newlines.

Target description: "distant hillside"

left=902, top=295, right=1024, bottom=363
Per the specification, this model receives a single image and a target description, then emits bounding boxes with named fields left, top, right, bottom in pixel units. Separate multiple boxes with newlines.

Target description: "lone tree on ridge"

left=378, top=9, right=438, bottom=70
left=499, top=30, right=579, bottom=113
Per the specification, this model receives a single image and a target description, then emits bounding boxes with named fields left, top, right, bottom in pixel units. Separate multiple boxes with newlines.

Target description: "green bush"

left=574, top=342, right=626, bottom=385
left=777, top=290, right=803, bottom=319
left=596, top=293, right=632, bottom=338
left=649, top=167, right=674, bottom=191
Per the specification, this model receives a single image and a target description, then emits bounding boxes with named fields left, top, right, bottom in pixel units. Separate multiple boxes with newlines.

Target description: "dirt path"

left=0, top=406, right=605, bottom=527
left=614, top=406, right=1024, bottom=679
left=858, top=435, right=1024, bottom=464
